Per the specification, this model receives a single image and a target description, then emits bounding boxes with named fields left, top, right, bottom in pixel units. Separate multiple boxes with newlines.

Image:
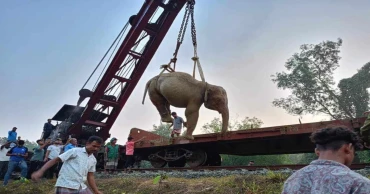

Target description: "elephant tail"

left=142, top=79, right=151, bottom=104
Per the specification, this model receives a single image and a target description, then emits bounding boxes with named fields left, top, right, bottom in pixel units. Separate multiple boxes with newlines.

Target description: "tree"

left=201, top=118, right=224, bottom=133
left=234, top=117, right=264, bottom=130
left=0, top=137, right=38, bottom=151
left=151, top=122, right=172, bottom=138
left=271, top=38, right=355, bottom=119
left=338, top=62, right=370, bottom=117
left=202, top=116, right=263, bottom=133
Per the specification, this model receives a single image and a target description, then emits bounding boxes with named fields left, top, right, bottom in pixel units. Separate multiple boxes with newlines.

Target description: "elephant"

left=142, top=71, right=229, bottom=140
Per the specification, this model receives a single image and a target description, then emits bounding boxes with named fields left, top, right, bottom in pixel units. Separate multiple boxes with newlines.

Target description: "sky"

left=1, top=0, right=370, bottom=145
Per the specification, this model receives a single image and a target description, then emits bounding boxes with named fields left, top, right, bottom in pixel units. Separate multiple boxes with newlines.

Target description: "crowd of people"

left=1, top=127, right=79, bottom=185
left=0, top=118, right=150, bottom=193
left=3, top=113, right=370, bottom=193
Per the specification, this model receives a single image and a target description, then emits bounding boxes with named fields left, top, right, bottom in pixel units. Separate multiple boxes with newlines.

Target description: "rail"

left=97, top=163, right=370, bottom=172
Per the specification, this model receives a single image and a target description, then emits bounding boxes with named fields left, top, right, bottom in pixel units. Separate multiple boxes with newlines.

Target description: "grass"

left=0, top=172, right=290, bottom=194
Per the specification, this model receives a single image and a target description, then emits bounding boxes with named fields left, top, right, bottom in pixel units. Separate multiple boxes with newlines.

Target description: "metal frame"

left=68, top=0, right=188, bottom=141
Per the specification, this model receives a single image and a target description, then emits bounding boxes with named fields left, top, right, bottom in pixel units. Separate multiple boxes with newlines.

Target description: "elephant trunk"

left=221, top=107, right=229, bottom=134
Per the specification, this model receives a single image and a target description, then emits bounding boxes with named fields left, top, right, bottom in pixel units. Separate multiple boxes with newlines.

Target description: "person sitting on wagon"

left=168, top=112, right=186, bottom=138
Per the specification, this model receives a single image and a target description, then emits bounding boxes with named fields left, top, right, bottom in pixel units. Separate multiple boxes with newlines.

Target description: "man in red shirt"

left=124, top=136, right=145, bottom=173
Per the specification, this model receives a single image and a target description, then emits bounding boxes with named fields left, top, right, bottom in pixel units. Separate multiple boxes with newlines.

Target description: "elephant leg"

left=183, top=105, right=200, bottom=140
left=165, top=101, right=171, bottom=116
left=149, top=93, right=172, bottom=123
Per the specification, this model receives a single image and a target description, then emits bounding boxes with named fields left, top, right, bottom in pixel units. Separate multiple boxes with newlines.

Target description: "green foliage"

left=153, top=175, right=161, bottom=184
left=202, top=116, right=263, bottom=133
left=356, top=150, right=370, bottom=163
left=0, top=176, right=289, bottom=194
left=0, top=137, right=38, bottom=151
left=151, top=123, right=172, bottom=138
left=338, top=62, right=370, bottom=117
left=266, top=171, right=289, bottom=183
left=153, top=174, right=168, bottom=184
left=220, top=153, right=319, bottom=166
left=271, top=38, right=364, bottom=119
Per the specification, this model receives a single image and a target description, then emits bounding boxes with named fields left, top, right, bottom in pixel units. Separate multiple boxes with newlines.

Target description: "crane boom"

left=66, top=0, right=188, bottom=141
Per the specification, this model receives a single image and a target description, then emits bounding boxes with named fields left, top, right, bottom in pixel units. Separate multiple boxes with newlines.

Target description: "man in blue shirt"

left=63, top=138, right=77, bottom=153
left=169, top=112, right=186, bottom=138
left=3, top=140, right=28, bottom=186
left=7, top=127, right=17, bottom=142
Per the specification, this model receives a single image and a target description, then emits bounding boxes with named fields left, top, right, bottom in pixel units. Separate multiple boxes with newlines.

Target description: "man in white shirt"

left=32, top=136, right=103, bottom=194
left=0, top=142, right=12, bottom=180
left=44, top=138, right=63, bottom=179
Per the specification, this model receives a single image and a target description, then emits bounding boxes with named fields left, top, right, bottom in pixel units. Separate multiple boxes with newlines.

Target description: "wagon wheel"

left=186, top=150, right=207, bottom=167
left=168, top=157, right=186, bottom=168
left=150, top=159, right=167, bottom=168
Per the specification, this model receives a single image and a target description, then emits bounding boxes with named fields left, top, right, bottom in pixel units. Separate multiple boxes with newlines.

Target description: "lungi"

left=105, top=158, right=119, bottom=170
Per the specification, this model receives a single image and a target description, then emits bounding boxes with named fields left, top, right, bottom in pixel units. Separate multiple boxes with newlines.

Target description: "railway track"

left=97, top=163, right=370, bottom=172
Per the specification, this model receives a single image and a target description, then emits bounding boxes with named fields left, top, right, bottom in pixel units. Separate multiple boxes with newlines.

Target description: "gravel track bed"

left=95, top=168, right=370, bottom=179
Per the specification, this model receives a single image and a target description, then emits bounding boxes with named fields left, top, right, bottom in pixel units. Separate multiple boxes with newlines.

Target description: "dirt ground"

left=0, top=174, right=287, bottom=194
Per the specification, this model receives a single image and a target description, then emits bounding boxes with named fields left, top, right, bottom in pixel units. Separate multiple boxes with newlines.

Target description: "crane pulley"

left=160, top=0, right=205, bottom=82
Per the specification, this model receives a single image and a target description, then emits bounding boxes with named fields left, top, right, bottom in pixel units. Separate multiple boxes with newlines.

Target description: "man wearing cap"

left=104, top=137, right=120, bottom=173
left=7, top=127, right=17, bottom=143
left=44, top=138, right=63, bottom=179
left=169, top=112, right=186, bottom=138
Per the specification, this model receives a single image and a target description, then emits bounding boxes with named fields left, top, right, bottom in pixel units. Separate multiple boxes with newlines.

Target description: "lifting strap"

left=189, top=0, right=205, bottom=83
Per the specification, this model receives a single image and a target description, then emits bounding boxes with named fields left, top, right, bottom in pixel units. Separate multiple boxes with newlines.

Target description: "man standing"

left=63, top=138, right=77, bottom=153
left=27, top=139, right=47, bottom=179
left=0, top=142, right=12, bottom=180
left=104, top=137, right=119, bottom=174
left=44, top=138, right=63, bottom=179
left=32, top=136, right=104, bottom=194
left=42, top=119, right=55, bottom=140
left=169, top=112, right=186, bottom=138
left=7, top=127, right=17, bottom=143
left=3, top=140, right=28, bottom=186
left=43, top=138, right=52, bottom=158
left=282, top=127, right=370, bottom=193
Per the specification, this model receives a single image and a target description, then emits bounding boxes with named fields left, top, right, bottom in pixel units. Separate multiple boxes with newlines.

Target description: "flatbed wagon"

left=128, top=117, right=366, bottom=168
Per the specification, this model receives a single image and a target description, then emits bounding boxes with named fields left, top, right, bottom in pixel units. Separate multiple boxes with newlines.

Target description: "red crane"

left=50, top=0, right=192, bottom=142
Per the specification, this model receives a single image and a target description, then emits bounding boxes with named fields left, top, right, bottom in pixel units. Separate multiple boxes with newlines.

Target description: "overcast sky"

left=1, top=0, right=369, bottom=145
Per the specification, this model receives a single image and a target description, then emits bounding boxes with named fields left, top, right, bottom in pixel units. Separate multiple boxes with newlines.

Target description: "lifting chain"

left=160, top=1, right=192, bottom=74
left=160, top=0, right=205, bottom=83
